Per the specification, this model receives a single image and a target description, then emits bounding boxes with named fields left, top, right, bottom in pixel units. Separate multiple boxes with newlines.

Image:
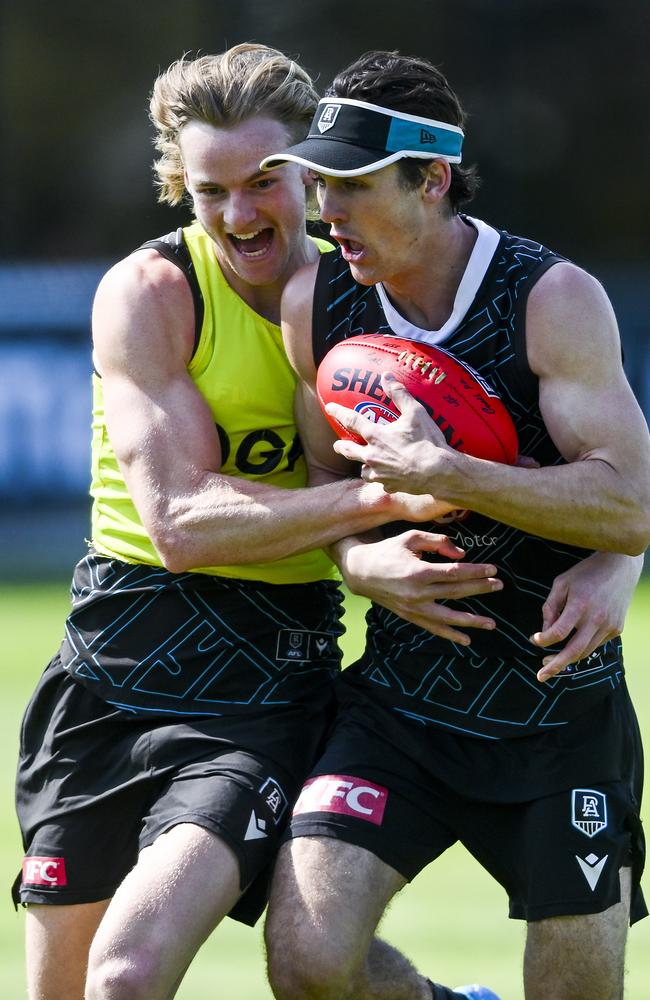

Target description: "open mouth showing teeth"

left=229, top=228, right=273, bottom=257
left=339, top=237, right=364, bottom=258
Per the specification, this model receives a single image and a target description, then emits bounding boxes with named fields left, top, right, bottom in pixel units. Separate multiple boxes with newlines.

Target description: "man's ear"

left=422, top=159, right=451, bottom=202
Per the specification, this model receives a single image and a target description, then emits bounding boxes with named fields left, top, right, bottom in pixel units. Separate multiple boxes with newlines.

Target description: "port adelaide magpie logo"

left=571, top=789, right=607, bottom=837
left=318, top=104, right=341, bottom=132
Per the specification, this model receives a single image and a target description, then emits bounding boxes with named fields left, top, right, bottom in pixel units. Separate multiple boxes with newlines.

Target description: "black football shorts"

left=14, top=655, right=336, bottom=925
left=288, top=680, right=646, bottom=924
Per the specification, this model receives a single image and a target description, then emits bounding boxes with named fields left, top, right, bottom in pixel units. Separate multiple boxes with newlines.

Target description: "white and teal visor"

left=260, top=97, right=464, bottom=177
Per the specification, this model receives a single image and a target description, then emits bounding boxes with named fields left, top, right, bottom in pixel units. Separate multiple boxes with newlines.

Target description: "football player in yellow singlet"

left=14, top=44, right=644, bottom=1000
left=16, top=45, right=478, bottom=1000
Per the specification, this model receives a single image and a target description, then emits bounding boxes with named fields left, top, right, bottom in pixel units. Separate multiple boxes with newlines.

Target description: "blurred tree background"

left=2, top=0, right=648, bottom=267
left=0, top=0, right=649, bottom=576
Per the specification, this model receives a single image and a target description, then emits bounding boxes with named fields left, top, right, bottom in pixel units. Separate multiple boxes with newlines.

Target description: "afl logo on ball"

left=353, top=400, right=396, bottom=426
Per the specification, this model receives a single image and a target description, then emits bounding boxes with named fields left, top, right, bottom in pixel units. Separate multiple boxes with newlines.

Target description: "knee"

left=525, top=910, right=626, bottom=1000
left=85, top=950, right=162, bottom=1000
left=266, top=923, right=354, bottom=1000
left=267, top=959, right=351, bottom=1000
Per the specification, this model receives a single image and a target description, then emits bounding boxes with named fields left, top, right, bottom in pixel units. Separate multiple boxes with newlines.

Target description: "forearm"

left=435, top=452, right=649, bottom=555
left=146, top=474, right=403, bottom=572
left=305, top=460, right=382, bottom=579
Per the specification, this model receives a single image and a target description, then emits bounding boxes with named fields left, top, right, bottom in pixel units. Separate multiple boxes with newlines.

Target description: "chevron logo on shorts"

left=576, top=853, right=608, bottom=891
left=244, top=811, right=268, bottom=840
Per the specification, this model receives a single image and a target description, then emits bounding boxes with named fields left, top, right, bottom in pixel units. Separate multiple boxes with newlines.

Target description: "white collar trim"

left=375, top=216, right=500, bottom=346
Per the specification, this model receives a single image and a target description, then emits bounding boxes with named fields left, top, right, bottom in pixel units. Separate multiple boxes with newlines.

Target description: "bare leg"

left=266, top=837, right=432, bottom=1000
left=85, top=823, right=243, bottom=1000
left=25, top=900, right=110, bottom=1000
left=524, top=867, right=631, bottom=1000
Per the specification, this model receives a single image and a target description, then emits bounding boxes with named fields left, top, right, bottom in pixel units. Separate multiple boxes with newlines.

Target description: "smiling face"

left=180, top=116, right=312, bottom=296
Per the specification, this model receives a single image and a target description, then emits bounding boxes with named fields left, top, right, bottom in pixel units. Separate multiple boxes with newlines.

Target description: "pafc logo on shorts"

left=259, top=776, right=288, bottom=825
left=318, top=104, right=341, bottom=133
left=571, top=789, right=608, bottom=837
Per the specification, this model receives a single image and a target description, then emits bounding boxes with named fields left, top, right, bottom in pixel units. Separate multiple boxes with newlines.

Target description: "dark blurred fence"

left=0, top=264, right=105, bottom=577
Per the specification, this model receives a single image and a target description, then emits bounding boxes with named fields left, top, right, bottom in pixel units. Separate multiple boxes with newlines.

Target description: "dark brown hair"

left=326, top=51, right=480, bottom=212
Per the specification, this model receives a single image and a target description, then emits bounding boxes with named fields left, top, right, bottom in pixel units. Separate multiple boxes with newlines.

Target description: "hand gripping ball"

left=316, top=334, right=518, bottom=463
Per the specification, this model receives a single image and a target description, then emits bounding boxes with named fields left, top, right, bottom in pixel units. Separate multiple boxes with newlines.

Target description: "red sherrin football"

left=316, top=334, right=518, bottom=464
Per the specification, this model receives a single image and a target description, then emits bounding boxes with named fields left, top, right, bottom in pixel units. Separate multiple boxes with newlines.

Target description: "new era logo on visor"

left=22, top=856, right=67, bottom=887
left=420, top=129, right=438, bottom=144
left=318, top=104, right=341, bottom=133
left=293, top=774, right=388, bottom=825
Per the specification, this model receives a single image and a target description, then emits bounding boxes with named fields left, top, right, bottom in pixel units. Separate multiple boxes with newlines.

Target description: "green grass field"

left=2, top=579, right=649, bottom=998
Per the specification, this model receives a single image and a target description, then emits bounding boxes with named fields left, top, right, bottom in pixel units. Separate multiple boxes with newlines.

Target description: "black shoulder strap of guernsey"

left=311, top=245, right=388, bottom=366
left=511, top=252, right=565, bottom=404
left=312, top=248, right=346, bottom=367
left=139, top=228, right=204, bottom=357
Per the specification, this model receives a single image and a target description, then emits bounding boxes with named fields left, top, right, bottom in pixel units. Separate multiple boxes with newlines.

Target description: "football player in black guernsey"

left=261, top=51, right=650, bottom=1000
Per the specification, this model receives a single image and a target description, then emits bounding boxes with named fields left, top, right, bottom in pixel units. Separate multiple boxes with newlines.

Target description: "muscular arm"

left=331, top=263, right=650, bottom=555
left=91, top=251, right=438, bottom=573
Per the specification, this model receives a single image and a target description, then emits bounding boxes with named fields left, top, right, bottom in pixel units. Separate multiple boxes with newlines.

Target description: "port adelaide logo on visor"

left=318, top=104, right=341, bottom=133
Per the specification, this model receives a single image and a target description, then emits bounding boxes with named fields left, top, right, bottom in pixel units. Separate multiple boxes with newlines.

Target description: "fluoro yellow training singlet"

left=90, top=222, right=337, bottom=584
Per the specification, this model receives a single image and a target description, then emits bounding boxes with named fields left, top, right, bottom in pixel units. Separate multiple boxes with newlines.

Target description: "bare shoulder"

left=93, top=249, right=195, bottom=375
left=526, top=261, right=620, bottom=378
left=94, top=248, right=192, bottom=314
left=528, top=260, right=614, bottom=316
left=282, top=258, right=320, bottom=323
left=281, top=259, right=320, bottom=382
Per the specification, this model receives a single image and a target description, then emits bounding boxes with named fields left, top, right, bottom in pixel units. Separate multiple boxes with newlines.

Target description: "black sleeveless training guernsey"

left=313, top=216, right=624, bottom=739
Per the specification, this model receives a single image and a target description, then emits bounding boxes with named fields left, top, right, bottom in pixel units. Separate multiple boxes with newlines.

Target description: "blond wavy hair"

left=150, top=44, right=319, bottom=206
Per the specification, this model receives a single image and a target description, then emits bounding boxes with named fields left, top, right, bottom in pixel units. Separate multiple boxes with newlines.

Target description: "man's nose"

left=223, top=192, right=257, bottom=230
left=318, top=187, right=345, bottom=224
